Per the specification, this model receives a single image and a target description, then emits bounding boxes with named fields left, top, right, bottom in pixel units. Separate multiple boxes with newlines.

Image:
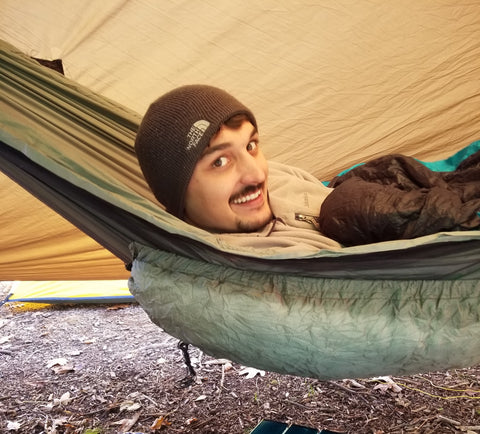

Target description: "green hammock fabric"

left=2, top=39, right=480, bottom=379
left=129, top=243, right=480, bottom=380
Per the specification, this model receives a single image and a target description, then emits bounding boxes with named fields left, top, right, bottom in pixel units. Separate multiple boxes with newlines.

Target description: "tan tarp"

left=2, top=179, right=130, bottom=280
left=1, top=1, right=480, bottom=280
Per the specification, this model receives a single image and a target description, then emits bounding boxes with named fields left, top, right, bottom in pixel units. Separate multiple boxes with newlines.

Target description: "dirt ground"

left=1, top=282, right=480, bottom=434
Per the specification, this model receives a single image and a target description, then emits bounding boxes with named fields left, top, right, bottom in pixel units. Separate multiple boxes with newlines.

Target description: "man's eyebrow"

left=201, top=126, right=258, bottom=158
left=201, top=143, right=230, bottom=158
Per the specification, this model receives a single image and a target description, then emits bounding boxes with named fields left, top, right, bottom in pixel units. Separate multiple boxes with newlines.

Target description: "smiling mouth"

left=230, top=186, right=262, bottom=205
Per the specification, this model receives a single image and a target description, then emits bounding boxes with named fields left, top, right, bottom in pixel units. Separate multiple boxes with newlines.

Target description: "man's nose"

left=238, top=153, right=265, bottom=185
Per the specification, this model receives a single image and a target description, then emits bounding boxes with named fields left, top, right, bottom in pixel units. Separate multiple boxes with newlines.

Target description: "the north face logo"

left=186, top=120, right=210, bottom=150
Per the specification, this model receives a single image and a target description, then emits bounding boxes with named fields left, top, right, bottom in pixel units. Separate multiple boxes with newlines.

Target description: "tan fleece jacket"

left=216, top=161, right=342, bottom=256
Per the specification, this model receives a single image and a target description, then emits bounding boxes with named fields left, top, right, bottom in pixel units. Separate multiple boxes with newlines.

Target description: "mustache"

left=229, top=184, right=263, bottom=203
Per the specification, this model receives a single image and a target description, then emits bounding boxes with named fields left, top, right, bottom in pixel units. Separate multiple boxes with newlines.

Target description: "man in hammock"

left=134, top=84, right=341, bottom=252
left=135, top=85, right=480, bottom=247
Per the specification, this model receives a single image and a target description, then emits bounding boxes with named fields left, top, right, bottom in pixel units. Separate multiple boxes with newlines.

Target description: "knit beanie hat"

left=135, top=84, right=257, bottom=219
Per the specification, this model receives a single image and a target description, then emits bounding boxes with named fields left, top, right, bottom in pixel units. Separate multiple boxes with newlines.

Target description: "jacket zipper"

left=295, top=213, right=320, bottom=230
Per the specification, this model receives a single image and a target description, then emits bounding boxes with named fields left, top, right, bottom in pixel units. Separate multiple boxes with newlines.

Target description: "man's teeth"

left=232, top=190, right=261, bottom=204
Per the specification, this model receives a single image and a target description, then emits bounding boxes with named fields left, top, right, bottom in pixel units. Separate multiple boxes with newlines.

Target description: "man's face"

left=184, top=119, right=273, bottom=232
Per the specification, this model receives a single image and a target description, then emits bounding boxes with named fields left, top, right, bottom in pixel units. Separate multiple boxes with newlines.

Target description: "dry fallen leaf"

left=119, top=400, right=142, bottom=412
left=54, top=392, right=72, bottom=406
left=0, top=335, right=13, bottom=344
left=111, top=411, right=141, bottom=432
left=53, top=363, right=75, bottom=374
left=47, top=358, right=75, bottom=374
left=343, top=379, right=366, bottom=389
left=106, top=304, right=130, bottom=310
left=47, top=358, right=68, bottom=368
left=372, top=376, right=402, bottom=393
left=239, top=367, right=265, bottom=379
left=44, top=392, right=73, bottom=411
left=204, top=358, right=233, bottom=371
left=6, top=420, right=21, bottom=431
left=151, top=415, right=172, bottom=430
left=204, top=358, right=232, bottom=365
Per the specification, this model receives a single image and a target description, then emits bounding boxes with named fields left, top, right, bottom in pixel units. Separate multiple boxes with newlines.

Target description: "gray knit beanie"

left=135, top=85, right=257, bottom=219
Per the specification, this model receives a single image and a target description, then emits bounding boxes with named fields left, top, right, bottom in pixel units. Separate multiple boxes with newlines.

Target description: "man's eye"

left=212, top=156, right=228, bottom=168
left=247, top=141, right=258, bottom=152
